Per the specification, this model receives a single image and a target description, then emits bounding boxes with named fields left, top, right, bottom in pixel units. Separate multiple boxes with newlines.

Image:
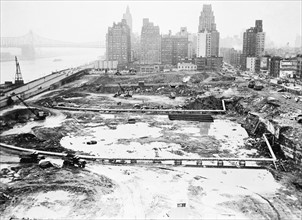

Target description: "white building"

left=246, top=57, right=258, bottom=73
left=280, top=59, right=296, bottom=78
left=256, top=32, right=265, bottom=57
left=177, top=62, right=197, bottom=71
left=94, top=60, right=118, bottom=70
left=196, top=31, right=211, bottom=57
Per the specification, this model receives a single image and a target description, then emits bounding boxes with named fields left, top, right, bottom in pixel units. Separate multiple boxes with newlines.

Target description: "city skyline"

left=1, top=1, right=301, bottom=48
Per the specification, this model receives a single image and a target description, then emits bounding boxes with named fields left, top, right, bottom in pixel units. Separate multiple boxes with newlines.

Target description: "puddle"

left=0, top=105, right=25, bottom=116
left=61, top=118, right=251, bottom=158
left=1, top=113, right=66, bottom=136
left=61, top=122, right=162, bottom=156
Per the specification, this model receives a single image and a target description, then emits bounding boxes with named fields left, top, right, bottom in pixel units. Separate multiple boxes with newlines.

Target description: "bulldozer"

left=19, top=151, right=45, bottom=163
left=63, top=154, right=86, bottom=168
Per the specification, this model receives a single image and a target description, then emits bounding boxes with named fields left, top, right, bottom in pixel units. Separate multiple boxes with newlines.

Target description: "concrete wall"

left=0, top=68, right=88, bottom=108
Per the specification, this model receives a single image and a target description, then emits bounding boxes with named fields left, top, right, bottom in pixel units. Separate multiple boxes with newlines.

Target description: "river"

left=0, top=47, right=105, bottom=84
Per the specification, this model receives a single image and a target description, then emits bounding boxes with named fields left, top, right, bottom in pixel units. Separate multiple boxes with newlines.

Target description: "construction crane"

left=113, top=83, right=132, bottom=98
left=14, top=56, right=24, bottom=85
left=15, top=95, right=47, bottom=120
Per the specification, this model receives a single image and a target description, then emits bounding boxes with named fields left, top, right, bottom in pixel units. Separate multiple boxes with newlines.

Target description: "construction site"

left=0, top=67, right=302, bottom=219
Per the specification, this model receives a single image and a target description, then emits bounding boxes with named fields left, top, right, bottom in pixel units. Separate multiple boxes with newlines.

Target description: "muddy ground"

left=1, top=71, right=302, bottom=219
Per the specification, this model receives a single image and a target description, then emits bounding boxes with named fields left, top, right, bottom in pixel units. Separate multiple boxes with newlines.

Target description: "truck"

left=63, top=154, right=86, bottom=168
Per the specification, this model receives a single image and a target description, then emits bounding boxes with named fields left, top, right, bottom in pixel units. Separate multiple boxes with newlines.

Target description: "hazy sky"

left=1, top=0, right=301, bottom=47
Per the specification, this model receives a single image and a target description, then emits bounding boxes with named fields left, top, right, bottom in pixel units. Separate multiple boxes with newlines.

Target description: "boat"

left=53, top=58, right=62, bottom=62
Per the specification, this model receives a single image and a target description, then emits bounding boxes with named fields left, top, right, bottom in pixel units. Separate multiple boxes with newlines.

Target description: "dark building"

left=241, top=20, right=265, bottom=70
left=161, top=33, right=173, bottom=65
left=269, top=56, right=282, bottom=77
left=161, top=31, right=188, bottom=65
left=106, top=19, right=131, bottom=69
left=210, top=30, right=220, bottom=57
left=296, top=54, right=302, bottom=79
left=195, top=57, right=223, bottom=71
left=140, top=18, right=161, bottom=64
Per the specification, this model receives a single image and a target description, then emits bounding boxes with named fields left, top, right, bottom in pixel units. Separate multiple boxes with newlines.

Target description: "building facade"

left=260, top=55, right=270, bottom=73
left=269, top=56, right=282, bottom=77
left=140, top=18, right=161, bottom=64
left=280, top=58, right=297, bottom=78
left=195, top=57, right=223, bottom=71
left=161, top=30, right=188, bottom=65
left=188, top=33, right=197, bottom=59
left=246, top=57, right=260, bottom=73
left=177, top=62, right=197, bottom=71
left=296, top=54, right=302, bottom=79
left=220, top=48, right=241, bottom=67
left=106, top=19, right=131, bottom=69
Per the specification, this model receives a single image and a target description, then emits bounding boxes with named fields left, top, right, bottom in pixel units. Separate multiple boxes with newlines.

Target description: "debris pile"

left=183, top=95, right=223, bottom=110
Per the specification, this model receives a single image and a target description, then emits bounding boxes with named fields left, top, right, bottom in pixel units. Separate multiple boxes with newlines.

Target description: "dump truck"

left=63, top=154, right=86, bottom=168
left=19, top=152, right=45, bottom=163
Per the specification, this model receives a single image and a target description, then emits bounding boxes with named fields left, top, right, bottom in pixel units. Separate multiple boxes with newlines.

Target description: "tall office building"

left=198, top=4, right=216, bottom=32
left=242, top=20, right=265, bottom=70
left=122, top=6, right=132, bottom=32
left=197, top=4, right=220, bottom=57
left=140, top=18, right=161, bottom=64
left=106, top=19, right=131, bottom=68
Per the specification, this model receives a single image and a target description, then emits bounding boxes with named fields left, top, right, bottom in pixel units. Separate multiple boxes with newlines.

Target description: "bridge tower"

left=14, top=56, right=24, bottom=85
left=21, top=30, right=35, bottom=59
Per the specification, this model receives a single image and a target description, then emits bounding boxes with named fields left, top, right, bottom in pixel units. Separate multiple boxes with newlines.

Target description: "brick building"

left=140, top=18, right=161, bottom=64
left=106, top=19, right=131, bottom=69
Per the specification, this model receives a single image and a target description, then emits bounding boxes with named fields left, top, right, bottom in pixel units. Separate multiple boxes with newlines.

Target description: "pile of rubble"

left=183, top=95, right=223, bottom=110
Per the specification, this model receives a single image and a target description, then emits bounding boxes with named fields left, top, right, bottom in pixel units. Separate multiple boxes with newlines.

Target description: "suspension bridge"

left=1, top=31, right=105, bottom=58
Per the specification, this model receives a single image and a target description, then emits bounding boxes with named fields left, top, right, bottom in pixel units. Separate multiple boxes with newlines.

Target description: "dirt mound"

left=14, top=133, right=44, bottom=144
left=1, top=165, right=116, bottom=217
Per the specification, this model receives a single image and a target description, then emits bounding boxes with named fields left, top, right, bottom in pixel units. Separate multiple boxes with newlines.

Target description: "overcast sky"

left=1, top=0, right=301, bottom=47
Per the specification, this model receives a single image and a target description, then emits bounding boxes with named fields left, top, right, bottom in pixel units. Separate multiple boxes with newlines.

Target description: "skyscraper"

left=198, top=4, right=216, bottom=32
left=140, top=18, right=161, bottom=64
left=242, top=20, right=265, bottom=70
left=197, top=4, right=220, bottom=57
left=106, top=19, right=131, bottom=68
left=123, top=6, right=132, bottom=32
